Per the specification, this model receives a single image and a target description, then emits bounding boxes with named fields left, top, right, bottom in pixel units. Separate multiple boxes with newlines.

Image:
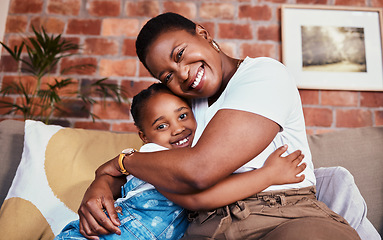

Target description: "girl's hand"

left=78, top=175, right=123, bottom=239
left=262, top=145, right=306, bottom=185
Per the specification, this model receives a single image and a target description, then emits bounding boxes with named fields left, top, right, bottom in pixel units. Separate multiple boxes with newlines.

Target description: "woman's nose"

left=177, top=64, right=189, bottom=82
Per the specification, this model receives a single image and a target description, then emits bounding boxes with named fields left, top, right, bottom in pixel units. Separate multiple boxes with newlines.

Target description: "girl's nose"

left=172, top=122, right=185, bottom=136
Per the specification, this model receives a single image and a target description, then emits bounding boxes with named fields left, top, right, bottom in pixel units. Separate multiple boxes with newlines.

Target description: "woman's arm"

left=78, top=174, right=126, bottom=239
left=97, top=109, right=280, bottom=193
left=159, top=145, right=306, bottom=211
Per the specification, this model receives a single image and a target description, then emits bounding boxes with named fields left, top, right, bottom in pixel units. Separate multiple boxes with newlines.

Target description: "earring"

left=211, top=40, right=220, bottom=52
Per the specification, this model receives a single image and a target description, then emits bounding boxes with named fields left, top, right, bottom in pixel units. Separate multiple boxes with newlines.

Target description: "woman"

left=78, top=13, right=364, bottom=240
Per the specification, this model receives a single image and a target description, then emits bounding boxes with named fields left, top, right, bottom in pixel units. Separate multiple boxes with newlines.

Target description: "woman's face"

left=144, top=27, right=223, bottom=99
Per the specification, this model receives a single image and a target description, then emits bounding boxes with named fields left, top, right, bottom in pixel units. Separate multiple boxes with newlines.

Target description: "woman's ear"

left=139, top=130, right=149, bottom=144
left=196, top=24, right=212, bottom=41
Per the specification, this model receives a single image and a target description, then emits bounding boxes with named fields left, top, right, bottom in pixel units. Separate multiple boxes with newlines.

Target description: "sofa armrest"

left=308, top=126, right=383, bottom=235
left=0, top=120, right=25, bottom=206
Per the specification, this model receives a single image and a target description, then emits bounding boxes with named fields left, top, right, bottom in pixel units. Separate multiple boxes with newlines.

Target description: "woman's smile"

left=145, top=28, right=224, bottom=100
left=190, top=65, right=205, bottom=90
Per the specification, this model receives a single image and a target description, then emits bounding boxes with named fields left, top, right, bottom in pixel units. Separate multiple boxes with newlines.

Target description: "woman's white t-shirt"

left=192, top=57, right=315, bottom=191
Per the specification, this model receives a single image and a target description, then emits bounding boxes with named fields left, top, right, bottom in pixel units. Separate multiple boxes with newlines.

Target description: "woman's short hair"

left=135, top=12, right=196, bottom=72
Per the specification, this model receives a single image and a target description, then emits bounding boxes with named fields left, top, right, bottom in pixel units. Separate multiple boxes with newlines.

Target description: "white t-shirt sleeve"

left=221, top=57, right=299, bottom=129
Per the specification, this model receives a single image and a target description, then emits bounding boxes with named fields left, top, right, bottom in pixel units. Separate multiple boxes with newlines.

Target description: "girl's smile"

left=138, top=91, right=197, bottom=149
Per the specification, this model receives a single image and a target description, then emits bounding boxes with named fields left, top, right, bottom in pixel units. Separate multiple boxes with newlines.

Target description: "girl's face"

left=139, top=91, right=196, bottom=149
left=144, top=26, right=223, bottom=99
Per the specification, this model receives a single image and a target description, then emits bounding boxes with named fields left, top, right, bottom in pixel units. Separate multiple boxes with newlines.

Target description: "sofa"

left=0, top=119, right=382, bottom=239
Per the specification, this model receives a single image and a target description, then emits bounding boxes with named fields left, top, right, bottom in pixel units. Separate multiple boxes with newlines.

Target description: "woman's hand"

left=78, top=174, right=125, bottom=239
left=262, top=145, right=306, bottom=185
left=95, top=155, right=123, bottom=178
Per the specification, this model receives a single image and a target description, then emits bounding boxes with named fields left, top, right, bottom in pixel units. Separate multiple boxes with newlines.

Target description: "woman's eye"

left=164, top=73, right=172, bottom=84
left=176, top=49, right=184, bottom=61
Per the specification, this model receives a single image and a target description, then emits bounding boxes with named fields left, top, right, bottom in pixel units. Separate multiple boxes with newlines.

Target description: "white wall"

left=0, top=0, right=10, bottom=58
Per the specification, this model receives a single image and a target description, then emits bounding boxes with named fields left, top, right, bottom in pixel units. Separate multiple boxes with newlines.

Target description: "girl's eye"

left=179, top=113, right=187, bottom=120
left=157, top=123, right=168, bottom=130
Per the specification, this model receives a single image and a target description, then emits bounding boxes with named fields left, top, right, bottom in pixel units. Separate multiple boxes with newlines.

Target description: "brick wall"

left=1, top=0, right=383, bottom=134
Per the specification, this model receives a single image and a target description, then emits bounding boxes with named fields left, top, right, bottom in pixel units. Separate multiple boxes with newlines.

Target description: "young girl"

left=57, top=83, right=305, bottom=239
left=79, top=13, right=363, bottom=239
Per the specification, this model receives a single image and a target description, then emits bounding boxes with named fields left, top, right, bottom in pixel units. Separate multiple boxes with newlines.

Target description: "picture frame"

left=281, top=5, right=383, bottom=91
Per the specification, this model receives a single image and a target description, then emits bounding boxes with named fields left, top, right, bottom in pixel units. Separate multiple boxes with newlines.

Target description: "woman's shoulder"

left=242, top=57, right=287, bottom=71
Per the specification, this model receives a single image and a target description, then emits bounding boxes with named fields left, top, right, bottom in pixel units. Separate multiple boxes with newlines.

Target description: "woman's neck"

left=208, top=55, right=242, bottom=106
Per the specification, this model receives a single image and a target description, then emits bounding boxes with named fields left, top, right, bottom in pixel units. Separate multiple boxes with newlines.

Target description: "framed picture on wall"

left=281, top=5, right=383, bottom=91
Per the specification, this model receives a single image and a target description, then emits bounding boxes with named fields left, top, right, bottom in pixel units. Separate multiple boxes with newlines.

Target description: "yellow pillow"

left=0, top=120, right=143, bottom=239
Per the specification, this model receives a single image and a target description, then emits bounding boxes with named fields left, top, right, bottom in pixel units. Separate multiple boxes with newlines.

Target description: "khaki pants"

left=182, top=186, right=360, bottom=240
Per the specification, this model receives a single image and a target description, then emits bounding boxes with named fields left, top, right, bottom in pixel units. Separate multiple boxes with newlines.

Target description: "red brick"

left=336, top=109, right=372, bottom=128
left=41, top=76, right=79, bottom=97
left=239, top=5, right=272, bottom=21
left=360, top=92, right=383, bottom=107
left=240, top=43, right=275, bottom=58
left=200, top=22, right=215, bottom=38
left=257, top=25, right=280, bottom=42
left=84, top=38, right=119, bottom=56
left=0, top=55, right=19, bottom=72
left=2, top=76, right=37, bottom=94
left=321, top=90, right=358, bottom=107
left=125, top=1, right=160, bottom=17
left=219, top=42, right=235, bottom=58
left=93, top=101, right=131, bottom=119
left=102, top=19, right=139, bottom=37
left=74, top=121, right=111, bottom=130
left=9, top=0, right=43, bottom=14
left=112, top=122, right=139, bottom=133
left=297, top=0, right=328, bottom=3
left=219, top=23, right=252, bottom=39
left=87, top=0, right=121, bottom=17
left=122, top=39, right=136, bottom=56
left=67, top=19, right=101, bottom=35
left=299, top=90, right=319, bottom=105
left=60, top=57, right=98, bottom=75
left=30, top=17, right=66, bottom=34
left=0, top=96, right=14, bottom=115
left=335, top=0, right=365, bottom=6
left=99, top=59, right=137, bottom=77
left=47, top=0, right=81, bottom=15
left=54, top=99, right=90, bottom=118
left=264, top=0, right=287, bottom=2
left=303, top=107, right=333, bottom=127
left=163, top=2, right=197, bottom=19
left=200, top=3, right=235, bottom=19
left=371, top=0, right=383, bottom=7
left=375, top=110, right=383, bottom=126
left=3, top=36, right=24, bottom=54
left=139, top=63, right=153, bottom=77
left=5, top=16, right=28, bottom=33
left=121, top=80, right=157, bottom=98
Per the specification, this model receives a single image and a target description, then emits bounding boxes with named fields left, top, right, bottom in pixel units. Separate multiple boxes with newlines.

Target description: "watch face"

left=122, top=148, right=136, bottom=155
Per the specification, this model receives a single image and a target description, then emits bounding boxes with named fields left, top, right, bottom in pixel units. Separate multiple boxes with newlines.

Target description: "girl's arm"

left=159, top=145, right=306, bottom=211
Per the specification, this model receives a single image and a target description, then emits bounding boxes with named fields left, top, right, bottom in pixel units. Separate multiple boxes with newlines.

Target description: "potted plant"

left=0, top=27, right=126, bottom=124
